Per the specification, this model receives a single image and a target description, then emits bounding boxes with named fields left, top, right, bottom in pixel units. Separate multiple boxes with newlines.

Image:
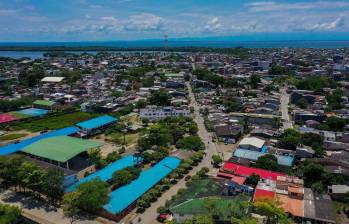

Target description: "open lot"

left=10, top=112, right=97, bottom=132
left=0, top=133, right=27, bottom=141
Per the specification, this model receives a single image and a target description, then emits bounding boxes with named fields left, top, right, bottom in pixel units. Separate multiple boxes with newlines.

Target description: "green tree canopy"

left=183, top=215, right=214, bottom=224
left=112, top=166, right=141, bottom=188
left=149, top=90, right=170, bottom=106
left=255, top=154, right=278, bottom=171
left=73, top=178, right=109, bottom=212
left=325, top=116, right=346, bottom=131
left=253, top=199, right=291, bottom=224
left=176, top=136, right=205, bottom=151
left=211, top=155, right=223, bottom=168
left=0, top=203, right=21, bottom=224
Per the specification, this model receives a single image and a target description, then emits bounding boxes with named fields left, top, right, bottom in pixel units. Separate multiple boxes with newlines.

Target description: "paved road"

left=131, top=81, right=220, bottom=224
left=280, top=88, right=293, bottom=130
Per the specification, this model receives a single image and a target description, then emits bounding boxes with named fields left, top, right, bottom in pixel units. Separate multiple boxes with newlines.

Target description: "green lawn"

left=168, top=178, right=225, bottom=208
left=107, top=132, right=139, bottom=146
left=11, top=112, right=97, bottom=132
left=171, top=197, right=233, bottom=219
left=0, top=133, right=27, bottom=141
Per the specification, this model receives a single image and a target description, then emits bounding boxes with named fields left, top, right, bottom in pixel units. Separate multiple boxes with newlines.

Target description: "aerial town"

left=0, top=47, right=348, bottom=224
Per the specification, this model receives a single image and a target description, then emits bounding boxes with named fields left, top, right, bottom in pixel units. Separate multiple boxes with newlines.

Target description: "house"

left=328, top=185, right=349, bottom=201
left=33, top=99, right=57, bottom=110
left=214, top=124, right=243, bottom=143
left=253, top=176, right=336, bottom=224
left=293, top=111, right=326, bottom=123
left=140, top=105, right=190, bottom=121
left=238, top=137, right=265, bottom=151
left=296, top=146, right=315, bottom=159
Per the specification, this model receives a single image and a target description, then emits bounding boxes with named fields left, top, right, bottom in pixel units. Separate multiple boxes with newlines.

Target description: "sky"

left=0, top=0, right=349, bottom=42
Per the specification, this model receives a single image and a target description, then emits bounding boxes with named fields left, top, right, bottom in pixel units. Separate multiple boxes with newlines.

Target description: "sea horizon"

left=0, top=39, right=349, bottom=49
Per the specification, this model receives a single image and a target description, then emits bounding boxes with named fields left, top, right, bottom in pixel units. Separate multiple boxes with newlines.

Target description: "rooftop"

left=66, top=155, right=140, bottom=192
left=104, top=157, right=181, bottom=214
left=22, top=136, right=102, bottom=162
left=233, top=148, right=294, bottom=167
left=239, top=137, right=265, bottom=149
left=33, top=99, right=56, bottom=107
left=76, top=115, right=117, bottom=130
left=0, top=126, right=80, bottom=156
left=41, top=76, right=65, bottom=82
left=222, top=162, right=287, bottom=181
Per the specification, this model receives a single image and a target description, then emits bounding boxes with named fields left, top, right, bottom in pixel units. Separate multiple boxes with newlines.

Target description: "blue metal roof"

left=0, top=126, right=80, bottom=156
left=65, top=155, right=141, bottom=192
left=234, top=148, right=294, bottom=167
left=76, top=115, right=117, bottom=130
left=104, top=156, right=181, bottom=214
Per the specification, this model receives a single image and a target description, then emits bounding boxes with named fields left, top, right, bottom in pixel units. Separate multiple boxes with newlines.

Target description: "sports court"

left=0, top=113, right=18, bottom=124
left=16, top=108, right=49, bottom=117
left=104, top=156, right=181, bottom=214
left=65, top=155, right=142, bottom=192
left=0, top=126, right=80, bottom=156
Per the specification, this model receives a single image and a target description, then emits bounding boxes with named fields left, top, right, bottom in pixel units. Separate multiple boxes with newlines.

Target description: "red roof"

left=0, top=114, right=17, bottom=124
left=217, top=172, right=247, bottom=185
left=222, top=162, right=287, bottom=181
left=231, top=175, right=247, bottom=185
left=253, top=188, right=275, bottom=201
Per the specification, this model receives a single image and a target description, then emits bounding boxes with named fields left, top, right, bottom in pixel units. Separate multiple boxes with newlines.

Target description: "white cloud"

left=307, top=17, right=346, bottom=30
left=204, top=17, right=222, bottom=31
left=124, top=13, right=164, bottom=31
left=245, top=1, right=349, bottom=12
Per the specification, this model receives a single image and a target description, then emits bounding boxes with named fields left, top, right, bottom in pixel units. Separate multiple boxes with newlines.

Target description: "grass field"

left=170, top=197, right=234, bottom=218
left=10, top=112, right=97, bottom=132
left=0, top=133, right=27, bottom=141
left=107, top=132, right=139, bottom=146
left=168, top=178, right=225, bottom=208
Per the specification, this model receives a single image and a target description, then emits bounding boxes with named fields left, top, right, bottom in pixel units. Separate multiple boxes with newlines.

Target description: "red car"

left=157, top=214, right=171, bottom=223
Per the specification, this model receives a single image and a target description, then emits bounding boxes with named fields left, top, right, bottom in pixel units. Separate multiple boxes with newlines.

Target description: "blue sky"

left=0, top=0, right=349, bottom=42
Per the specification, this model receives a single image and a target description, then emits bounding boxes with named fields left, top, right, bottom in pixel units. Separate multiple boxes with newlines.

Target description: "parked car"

left=157, top=214, right=172, bottom=223
left=185, top=175, right=191, bottom=181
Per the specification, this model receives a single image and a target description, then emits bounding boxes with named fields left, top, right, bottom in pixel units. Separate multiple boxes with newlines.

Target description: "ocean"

left=0, top=40, right=348, bottom=59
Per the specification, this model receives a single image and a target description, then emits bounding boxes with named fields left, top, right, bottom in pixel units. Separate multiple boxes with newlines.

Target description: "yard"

left=10, top=112, right=97, bottom=132
left=106, top=132, right=140, bottom=146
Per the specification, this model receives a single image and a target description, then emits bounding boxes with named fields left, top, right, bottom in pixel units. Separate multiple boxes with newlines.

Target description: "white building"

left=140, top=105, right=190, bottom=121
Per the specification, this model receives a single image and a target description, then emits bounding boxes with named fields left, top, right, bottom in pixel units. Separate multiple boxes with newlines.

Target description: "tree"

left=62, top=191, right=82, bottom=224
left=278, top=128, right=301, bottom=150
left=138, top=125, right=172, bottom=151
left=245, top=173, right=260, bottom=188
left=176, top=136, right=204, bottom=151
left=250, top=74, right=261, bottom=89
left=253, top=199, right=291, bottom=224
left=135, top=99, right=148, bottom=109
left=296, top=98, right=308, bottom=109
left=325, top=116, right=346, bottom=131
left=74, top=179, right=109, bottom=212
left=42, top=168, right=64, bottom=204
left=149, top=90, right=170, bottom=106
left=183, top=215, right=214, bottom=224
left=197, top=167, right=209, bottom=178
left=0, top=203, right=21, bottom=224
left=105, top=151, right=121, bottom=163
left=112, top=166, right=141, bottom=188
left=255, top=154, right=278, bottom=171
left=211, top=155, right=222, bottom=168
